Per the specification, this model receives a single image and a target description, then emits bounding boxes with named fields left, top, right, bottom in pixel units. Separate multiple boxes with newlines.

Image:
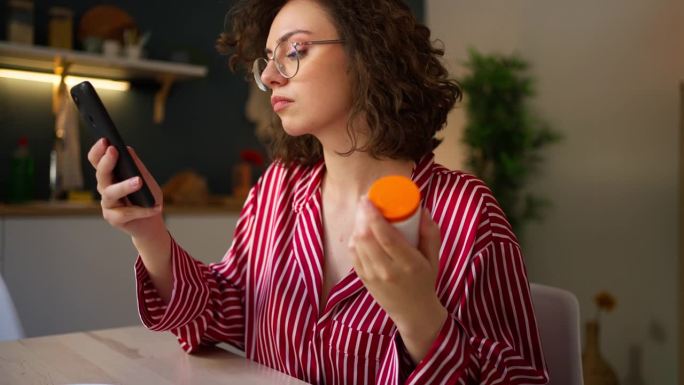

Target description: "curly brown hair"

left=217, top=0, right=462, bottom=166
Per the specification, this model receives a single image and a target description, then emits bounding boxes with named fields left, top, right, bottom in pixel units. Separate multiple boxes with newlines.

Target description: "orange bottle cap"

left=367, top=175, right=420, bottom=222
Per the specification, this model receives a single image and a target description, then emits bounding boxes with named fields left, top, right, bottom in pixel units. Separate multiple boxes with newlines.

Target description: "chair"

left=530, top=283, right=583, bottom=385
left=0, top=274, right=24, bottom=341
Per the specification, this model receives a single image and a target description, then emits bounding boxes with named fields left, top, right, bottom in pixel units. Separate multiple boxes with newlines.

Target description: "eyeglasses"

left=253, top=39, right=344, bottom=91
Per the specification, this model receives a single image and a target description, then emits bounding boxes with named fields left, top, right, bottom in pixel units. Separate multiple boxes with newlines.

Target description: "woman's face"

left=261, top=0, right=353, bottom=139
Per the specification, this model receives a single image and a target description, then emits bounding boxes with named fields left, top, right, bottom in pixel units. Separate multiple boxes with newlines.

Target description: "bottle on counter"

left=367, top=175, right=421, bottom=247
left=48, top=6, right=74, bottom=50
left=8, top=136, right=35, bottom=203
left=6, top=0, right=35, bottom=45
left=49, top=136, right=66, bottom=201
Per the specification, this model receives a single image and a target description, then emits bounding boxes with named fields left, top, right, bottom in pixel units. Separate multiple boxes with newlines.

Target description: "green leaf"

left=460, top=48, right=561, bottom=242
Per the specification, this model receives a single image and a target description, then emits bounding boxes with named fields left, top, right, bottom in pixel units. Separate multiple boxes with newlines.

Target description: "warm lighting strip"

left=0, top=69, right=130, bottom=91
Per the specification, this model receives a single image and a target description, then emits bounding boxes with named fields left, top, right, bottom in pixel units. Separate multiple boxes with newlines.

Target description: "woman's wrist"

left=131, top=215, right=168, bottom=245
left=131, top=216, right=172, bottom=270
left=395, top=299, right=448, bottom=363
left=132, top=218, right=173, bottom=303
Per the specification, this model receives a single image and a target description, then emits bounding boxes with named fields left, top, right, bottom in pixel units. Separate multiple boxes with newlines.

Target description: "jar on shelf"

left=48, top=6, right=74, bottom=50
left=6, top=0, right=34, bottom=45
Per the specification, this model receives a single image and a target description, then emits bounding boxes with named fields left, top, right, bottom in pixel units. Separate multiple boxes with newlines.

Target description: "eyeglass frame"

left=253, top=39, right=345, bottom=91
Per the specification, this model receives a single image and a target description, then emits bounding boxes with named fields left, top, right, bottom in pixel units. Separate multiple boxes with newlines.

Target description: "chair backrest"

left=530, top=283, right=583, bottom=385
left=0, top=274, right=24, bottom=341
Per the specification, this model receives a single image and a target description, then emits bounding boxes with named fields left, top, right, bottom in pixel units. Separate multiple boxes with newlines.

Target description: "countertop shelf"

left=0, top=41, right=208, bottom=122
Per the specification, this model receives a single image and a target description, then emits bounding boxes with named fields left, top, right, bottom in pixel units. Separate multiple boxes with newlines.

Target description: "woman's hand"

left=88, top=138, right=174, bottom=302
left=87, top=138, right=164, bottom=238
left=349, top=196, right=447, bottom=363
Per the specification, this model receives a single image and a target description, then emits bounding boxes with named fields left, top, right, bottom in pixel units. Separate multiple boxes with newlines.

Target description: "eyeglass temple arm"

left=297, top=39, right=345, bottom=47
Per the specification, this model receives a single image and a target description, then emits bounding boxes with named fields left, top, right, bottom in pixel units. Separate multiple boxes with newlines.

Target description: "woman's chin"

left=280, top=121, right=310, bottom=137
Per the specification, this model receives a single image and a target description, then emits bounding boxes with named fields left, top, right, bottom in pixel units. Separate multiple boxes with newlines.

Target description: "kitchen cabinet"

left=0, top=212, right=238, bottom=337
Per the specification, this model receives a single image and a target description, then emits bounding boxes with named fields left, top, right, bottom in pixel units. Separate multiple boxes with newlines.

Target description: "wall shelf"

left=0, top=41, right=208, bottom=122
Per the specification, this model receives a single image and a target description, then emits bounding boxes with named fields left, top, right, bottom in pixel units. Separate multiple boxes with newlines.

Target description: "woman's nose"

left=260, top=60, right=287, bottom=89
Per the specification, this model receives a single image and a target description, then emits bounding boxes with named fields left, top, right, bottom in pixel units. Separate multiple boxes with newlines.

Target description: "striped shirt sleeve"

left=134, top=184, right=257, bottom=353
left=377, top=175, right=549, bottom=384
left=396, top=242, right=548, bottom=384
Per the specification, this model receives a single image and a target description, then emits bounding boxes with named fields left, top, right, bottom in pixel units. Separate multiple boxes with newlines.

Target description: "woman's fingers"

left=100, top=176, right=142, bottom=209
left=355, top=235, right=394, bottom=281
left=95, top=146, right=118, bottom=193
left=360, top=196, right=424, bottom=273
left=361, top=197, right=413, bottom=259
left=86, top=142, right=164, bottom=232
left=101, top=204, right=162, bottom=227
left=87, top=138, right=108, bottom=168
left=348, top=246, right=366, bottom=276
left=351, top=199, right=396, bottom=281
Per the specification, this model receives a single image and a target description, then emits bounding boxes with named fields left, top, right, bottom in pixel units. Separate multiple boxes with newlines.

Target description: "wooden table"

left=0, top=326, right=308, bottom=384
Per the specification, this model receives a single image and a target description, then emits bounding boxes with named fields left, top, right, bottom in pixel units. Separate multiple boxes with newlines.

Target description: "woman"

left=87, top=0, right=549, bottom=384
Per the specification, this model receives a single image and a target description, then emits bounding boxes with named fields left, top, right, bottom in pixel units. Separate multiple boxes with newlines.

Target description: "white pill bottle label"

left=391, top=206, right=420, bottom=247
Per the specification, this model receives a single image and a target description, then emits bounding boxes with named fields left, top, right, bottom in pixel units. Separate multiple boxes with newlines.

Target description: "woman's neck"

left=321, top=147, right=414, bottom=205
left=315, top=118, right=414, bottom=204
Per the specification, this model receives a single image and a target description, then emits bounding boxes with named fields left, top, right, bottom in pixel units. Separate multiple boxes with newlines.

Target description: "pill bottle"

left=367, top=175, right=421, bottom=247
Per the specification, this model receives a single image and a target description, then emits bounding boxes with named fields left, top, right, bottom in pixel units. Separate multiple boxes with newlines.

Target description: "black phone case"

left=70, top=81, right=156, bottom=208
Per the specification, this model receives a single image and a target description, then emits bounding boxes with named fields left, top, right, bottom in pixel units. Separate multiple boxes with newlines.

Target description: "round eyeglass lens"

left=274, top=41, right=300, bottom=78
left=253, top=58, right=269, bottom=91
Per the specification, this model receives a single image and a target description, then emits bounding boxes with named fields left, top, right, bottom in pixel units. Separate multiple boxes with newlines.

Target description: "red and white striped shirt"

left=135, top=153, right=548, bottom=385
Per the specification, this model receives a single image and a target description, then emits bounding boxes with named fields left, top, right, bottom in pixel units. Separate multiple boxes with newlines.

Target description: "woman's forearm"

left=132, top=217, right=174, bottom=304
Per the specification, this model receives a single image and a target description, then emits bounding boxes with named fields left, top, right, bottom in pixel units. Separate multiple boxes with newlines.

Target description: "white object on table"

left=0, top=274, right=24, bottom=341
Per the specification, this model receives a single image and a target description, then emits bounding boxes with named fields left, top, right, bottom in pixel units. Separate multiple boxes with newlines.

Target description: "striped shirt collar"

left=292, top=152, right=436, bottom=213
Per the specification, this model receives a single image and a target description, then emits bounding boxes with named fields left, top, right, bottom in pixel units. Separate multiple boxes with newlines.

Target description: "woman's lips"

left=271, top=96, right=294, bottom=112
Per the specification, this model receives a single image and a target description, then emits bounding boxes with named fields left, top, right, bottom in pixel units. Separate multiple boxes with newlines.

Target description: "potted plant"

left=460, top=49, right=561, bottom=238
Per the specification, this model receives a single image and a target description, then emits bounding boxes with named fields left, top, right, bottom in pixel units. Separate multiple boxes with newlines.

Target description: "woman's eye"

left=279, top=41, right=309, bottom=62
left=286, top=47, right=307, bottom=60
left=286, top=49, right=298, bottom=60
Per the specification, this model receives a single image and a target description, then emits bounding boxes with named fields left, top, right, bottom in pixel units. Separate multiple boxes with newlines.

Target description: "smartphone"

left=70, top=81, right=156, bottom=208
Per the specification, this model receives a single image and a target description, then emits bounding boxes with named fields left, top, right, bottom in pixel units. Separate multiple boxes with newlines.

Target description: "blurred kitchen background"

left=0, top=1, right=681, bottom=384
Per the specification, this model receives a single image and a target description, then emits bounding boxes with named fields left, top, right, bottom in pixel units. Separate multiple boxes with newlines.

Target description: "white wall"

left=427, top=0, right=683, bottom=383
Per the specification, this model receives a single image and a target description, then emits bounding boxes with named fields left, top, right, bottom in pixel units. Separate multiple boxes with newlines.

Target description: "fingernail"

left=130, top=177, right=140, bottom=187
